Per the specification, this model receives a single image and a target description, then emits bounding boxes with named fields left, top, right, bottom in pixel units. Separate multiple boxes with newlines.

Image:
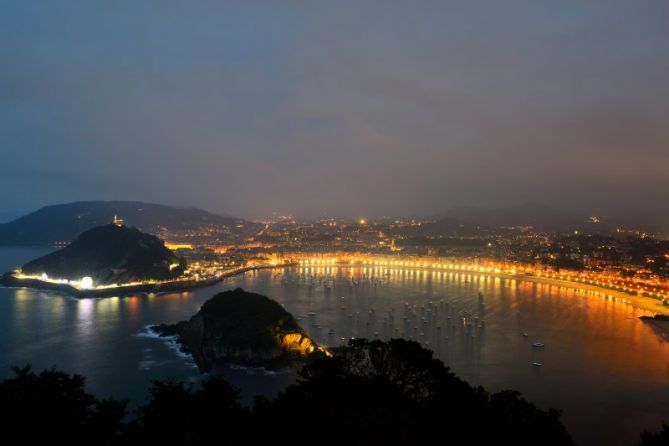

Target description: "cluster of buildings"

left=158, top=216, right=669, bottom=301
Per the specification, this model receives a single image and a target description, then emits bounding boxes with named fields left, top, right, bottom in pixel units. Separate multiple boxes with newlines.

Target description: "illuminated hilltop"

left=18, top=223, right=186, bottom=287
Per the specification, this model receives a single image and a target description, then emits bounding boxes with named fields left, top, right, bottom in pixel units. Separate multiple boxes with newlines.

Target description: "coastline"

left=0, top=264, right=290, bottom=298
left=511, top=274, right=669, bottom=316
left=2, top=262, right=667, bottom=317
left=354, top=265, right=669, bottom=317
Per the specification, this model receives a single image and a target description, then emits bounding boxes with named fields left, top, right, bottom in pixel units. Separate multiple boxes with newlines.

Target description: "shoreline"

left=2, top=262, right=667, bottom=317
left=293, top=263, right=669, bottom=317
left=0, top=264, right=291, bottom=298
left=510, top=274, right=669, bottom=316
left=292, top=262, right=669, bottom=317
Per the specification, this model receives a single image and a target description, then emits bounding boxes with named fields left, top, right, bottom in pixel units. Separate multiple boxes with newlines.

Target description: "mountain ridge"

left=0, top=200, right=252, bottom=246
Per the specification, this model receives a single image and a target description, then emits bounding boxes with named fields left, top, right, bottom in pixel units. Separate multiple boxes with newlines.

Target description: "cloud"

left=0, top=0, right=667, bottom=222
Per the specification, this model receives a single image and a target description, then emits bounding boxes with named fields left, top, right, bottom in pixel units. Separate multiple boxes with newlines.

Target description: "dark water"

left=1, top=249, right=668, bottom=445
left=0, top=247, right=294, bottom=406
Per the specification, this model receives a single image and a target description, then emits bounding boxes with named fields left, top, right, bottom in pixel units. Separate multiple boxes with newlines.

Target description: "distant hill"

left=0, top=211, right=27, bottom=224
left=436, top=203, right=595, bottom=232
left=20, top=224, right=186, bottom=285
left=0, top=201, right=252, bottom=246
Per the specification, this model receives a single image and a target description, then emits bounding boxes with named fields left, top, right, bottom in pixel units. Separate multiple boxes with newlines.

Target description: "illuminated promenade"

left=276, top=253, right=669, bottom=316
left=6, top=251, right=668, bottom=315
left=2, top=265, right=259, bottom=297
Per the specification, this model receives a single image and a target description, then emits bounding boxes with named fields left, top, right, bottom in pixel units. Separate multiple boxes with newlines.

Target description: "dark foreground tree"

left=636, top=423, right=669, bottom=446
left=2, top=339, right=635, bottom=445
left=0, top=365, right=127, bottom=444
left=253, top=338, right=575, bottom=445
left=130, top=375, right=249, bottom=444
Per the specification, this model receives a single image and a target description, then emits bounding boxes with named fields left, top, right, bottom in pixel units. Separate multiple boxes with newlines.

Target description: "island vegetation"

left=19, top=223, right=186, bottom=285
left=153, top=288, right=328, bottom=371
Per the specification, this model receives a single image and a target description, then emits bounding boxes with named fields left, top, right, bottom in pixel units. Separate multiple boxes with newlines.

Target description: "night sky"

left=1, top=1, right=668, bottom=221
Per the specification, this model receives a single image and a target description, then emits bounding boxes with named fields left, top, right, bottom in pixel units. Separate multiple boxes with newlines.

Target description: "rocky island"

left=152, top=288, right=329, bottom=371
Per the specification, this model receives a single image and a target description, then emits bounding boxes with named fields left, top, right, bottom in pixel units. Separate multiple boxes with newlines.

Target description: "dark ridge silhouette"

left=0, top=200, right=253, bottom=246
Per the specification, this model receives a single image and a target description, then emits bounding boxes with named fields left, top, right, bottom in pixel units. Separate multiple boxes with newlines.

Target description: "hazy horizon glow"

left=1, top=1, right=668, bottom=221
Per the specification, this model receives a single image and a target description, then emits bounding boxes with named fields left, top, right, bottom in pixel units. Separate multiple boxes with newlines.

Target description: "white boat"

left=532, top=342, right=545, bottom=348
left=532, top=362, right=543, bottom=367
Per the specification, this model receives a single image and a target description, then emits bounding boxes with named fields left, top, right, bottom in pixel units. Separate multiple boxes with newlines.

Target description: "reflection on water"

left=0, top=248, right=668, bottom=445
left=226, top=266, right=669, bottom=446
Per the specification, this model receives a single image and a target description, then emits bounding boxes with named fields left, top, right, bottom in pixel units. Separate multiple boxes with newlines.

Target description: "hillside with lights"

left=3, top=220, right=186, bottom=290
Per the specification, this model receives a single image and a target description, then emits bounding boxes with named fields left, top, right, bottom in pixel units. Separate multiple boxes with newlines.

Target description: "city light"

left=291, top=253, right=669, bottom=302
left=80, top=277, right=94, bottom=289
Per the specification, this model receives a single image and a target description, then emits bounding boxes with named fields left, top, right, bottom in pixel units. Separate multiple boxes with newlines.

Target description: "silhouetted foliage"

left=130, top=375, right=248, bottom=445
left=6, top=340, right=664, bottom=445
left=254, top=338, right=575, bottom=445
left=0, top=365, right=127, bottom=444
left=637, top=423, right=669, bottom=446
